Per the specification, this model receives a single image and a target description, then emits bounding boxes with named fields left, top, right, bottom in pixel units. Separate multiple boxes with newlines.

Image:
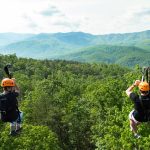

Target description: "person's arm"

left=14, top=83, right=20, bottom=94
left=126, top=80, right=141, bottom=97
left=12, top=78, right=20, bottom=94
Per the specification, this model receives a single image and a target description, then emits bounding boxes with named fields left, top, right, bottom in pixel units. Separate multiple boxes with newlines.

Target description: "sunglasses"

left=140, top=90, right=149, bottom=94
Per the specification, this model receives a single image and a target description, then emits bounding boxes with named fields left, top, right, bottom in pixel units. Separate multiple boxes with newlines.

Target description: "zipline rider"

left=126, top=80, right=150, bottom=138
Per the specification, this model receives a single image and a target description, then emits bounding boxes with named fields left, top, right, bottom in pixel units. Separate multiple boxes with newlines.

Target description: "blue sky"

left=0, top=0, right=150, bottom=35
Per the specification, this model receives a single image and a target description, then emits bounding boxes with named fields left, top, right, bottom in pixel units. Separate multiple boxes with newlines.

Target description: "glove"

left=133, top=80, right=141, bottom=86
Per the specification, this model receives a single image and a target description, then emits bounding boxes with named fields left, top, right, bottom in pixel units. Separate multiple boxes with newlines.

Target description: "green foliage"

left=0, top=54, right=150, bottom=149
left=0, top=124, right=61, bottom=150
left=61, top=45, right=150, bottom=67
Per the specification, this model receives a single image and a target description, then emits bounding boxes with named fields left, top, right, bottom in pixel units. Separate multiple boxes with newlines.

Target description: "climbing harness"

left=140, top=67, right=150, bottom=122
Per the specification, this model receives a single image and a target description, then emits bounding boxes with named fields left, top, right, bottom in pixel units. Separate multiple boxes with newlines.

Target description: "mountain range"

left=0, top=30, right=150, bottom=67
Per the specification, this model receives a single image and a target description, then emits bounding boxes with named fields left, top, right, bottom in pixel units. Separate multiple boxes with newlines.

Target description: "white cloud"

left=39, top=6, right=62, bottom=17
left=0, top=0, right=150, bottom=34
left=108, top=6, right=150, bottom=34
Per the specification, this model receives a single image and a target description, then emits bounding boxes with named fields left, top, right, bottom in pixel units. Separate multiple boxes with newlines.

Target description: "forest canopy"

left=0, top=54, right=149, bottom=150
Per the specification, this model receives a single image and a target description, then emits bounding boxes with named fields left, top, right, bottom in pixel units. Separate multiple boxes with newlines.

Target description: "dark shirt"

left=130, top=92, right=150, bottom=122
left=0, top=92, right=19, bottom=122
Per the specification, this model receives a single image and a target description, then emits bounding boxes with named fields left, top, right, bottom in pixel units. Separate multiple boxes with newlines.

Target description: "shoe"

left=9, top=130, right=18, bottom=136
left=134, top=133, right=141, bottom=139
left=16, top=127, right=22, bottom=133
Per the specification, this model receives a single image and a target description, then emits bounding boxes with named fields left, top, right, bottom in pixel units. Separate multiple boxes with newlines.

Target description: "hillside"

left=93, top=30, right=150, bottom=45
left=1, top=32, right=95, bottom=59
left=0, top=33, right=33, bottom=46
left=60, top=45, right=150, bottom=67
left=0, top=30, right=150, bottom=67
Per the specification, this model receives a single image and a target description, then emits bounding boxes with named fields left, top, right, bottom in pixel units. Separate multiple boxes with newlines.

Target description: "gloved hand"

left=133, top=80, right=141, bottom=86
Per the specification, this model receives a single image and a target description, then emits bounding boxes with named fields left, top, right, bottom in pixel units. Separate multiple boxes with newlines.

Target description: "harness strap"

left=139, top=95, right=150, bottom=121
left=139, top=96, right=145, bottom=110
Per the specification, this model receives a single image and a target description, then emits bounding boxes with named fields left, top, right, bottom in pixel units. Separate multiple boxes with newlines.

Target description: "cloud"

left=27, top=22, right=38, bottom=29
left=126, top=7, right=150, bottom=26
left=115, top=7, right=150, bottom=33
left=1, top=0, right=150, bottom=34
left=39, top=6, right=62, bottom=17
left=20, top=3, right=83, bottom=33
left=135, top=8, right=150, bottom=16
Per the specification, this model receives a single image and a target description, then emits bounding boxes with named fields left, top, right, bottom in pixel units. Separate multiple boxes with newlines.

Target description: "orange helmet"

left=1, top=78, right=15, bottom=87
left=138, top=82, right=149, bottom=91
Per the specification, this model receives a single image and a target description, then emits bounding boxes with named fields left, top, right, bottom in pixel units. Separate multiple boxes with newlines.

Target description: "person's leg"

left=10, top=122, right=18, bottom=136
left=16, top=111, right=23, bottom=132
left=129, top=119, right=140, bottom=134
left=129, top=110, right=141, bottom=138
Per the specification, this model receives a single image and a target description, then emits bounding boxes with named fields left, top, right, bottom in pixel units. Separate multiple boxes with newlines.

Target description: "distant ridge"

left=60, top=45, right=150, bottom=67
left=0, top=33, right=34, bottom=46
left=0, top=30, right=150, bottom=67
